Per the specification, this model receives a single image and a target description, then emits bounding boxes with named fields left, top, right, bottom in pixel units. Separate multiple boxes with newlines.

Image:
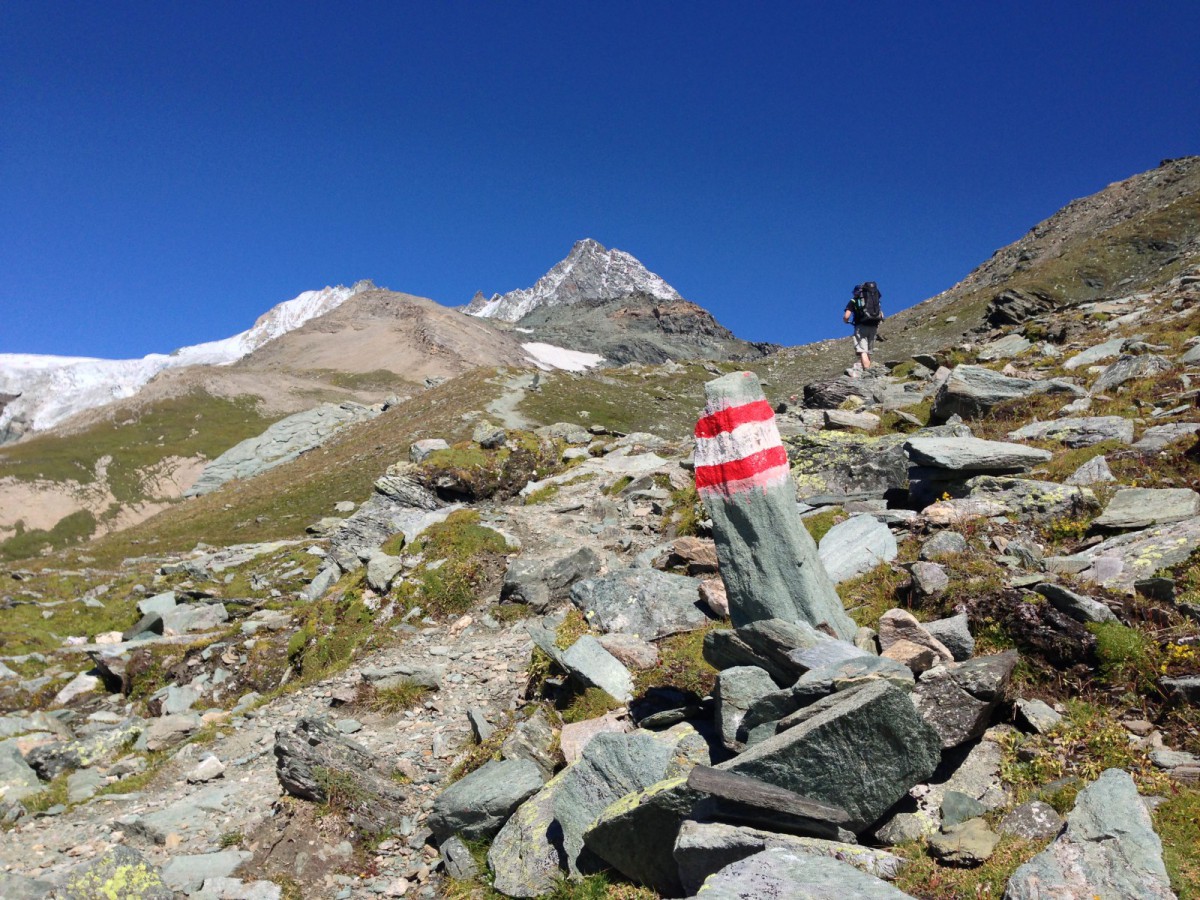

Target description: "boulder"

left=161, top=602, right=229, bottom=636
left=965, top=476, right=1100, bottom=523
left=487, top=731, right=691, bottom=896
left=410, top=438, right=450, bottom=462
left=696, top=373, right=855, bottom=639
left=1093, top=487, right=1200, bottom=530
left=26, top=719, right=143, bottom=780
left=1091, top=353, right=1173, bottom=395
left=429, top=758, right=544, bottom=842
left=999, top=800, right=1065, bottom=840
left=909, top=562, right=949, bottom=602
left=161, top=850, right=251, bottom=893
left=977, top=334, right=1032, bottom=361
left=920, top=530, right=968, bottom=559
left=500, top=707, right=559, bottom=779
left=58, top=846, right=173, bottom=900
left=923, top=613, right=975, bottom=661
left=560, top=711, right=632, bottom=764
left=929, top=818, right=1000, bottom=866
left=690, top=847, right=918, bottom=899
left=817, top=515, right=898, bottom=584
left=785, top=432, right=910, bottom=502
left=596, top=634, right=658, bottom=670
left=911, top=652, right=1017, bottom=748
left=327, top=471, right=447, bottom=572
left=138, top=591, right=177, bottom=617
left=560, top=635, right=635, bottom=703
left=0, top=742, right=43, bottom=802
left=698, top=578, right=729, bottom=618
left=1003, top=769, right=1175, bottom=899
left=1161, top=675, right=1200, bottom=704
left=718, top=681, right=941, bottom=832
left=570, top=569, right=708, bottom=640
left=1066, top=454, right=1116, bottom=485
left=1063, top=336, right=1130, bottom=370
left=932, top=365, right=1081, bottom=420
left=1014, top=698, right=1063, bottom=734
left=702, top=629, right=799, bottom=686
left=823, top=409, right=880, bottom=432
left=365, top=552, right=404, bottom=593
left=1033, top=583, right=1118, bottom=624
left=1069, top=517, right=1200, bottom=589
left=1134, top=422, right=1200, bottom=452
left=274, top=717, right=408, bottom=834
left=1008, top=416, right=1134, bottom=447
left=878, top=610, right=955, bottom=666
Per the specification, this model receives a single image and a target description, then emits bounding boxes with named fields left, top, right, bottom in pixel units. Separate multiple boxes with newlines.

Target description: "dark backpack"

left=856, top=281, right=883, bottom=324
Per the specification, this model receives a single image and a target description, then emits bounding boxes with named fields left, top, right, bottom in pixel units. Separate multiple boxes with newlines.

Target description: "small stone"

left=186, top=755, right=226, bottom=783
left=1015, top=698, right=1062, bottom=734
left=928, top=817, right=1000, bottom=866
left=999, top=800, right=1065, bottom=840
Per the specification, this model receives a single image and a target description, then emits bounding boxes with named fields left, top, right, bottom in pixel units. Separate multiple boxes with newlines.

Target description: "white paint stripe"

left=694, top=418, right=782, bottom=468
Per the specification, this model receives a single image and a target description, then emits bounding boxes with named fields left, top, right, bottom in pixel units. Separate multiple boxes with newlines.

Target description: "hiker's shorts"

left=853, top=323, right=878, bottom=355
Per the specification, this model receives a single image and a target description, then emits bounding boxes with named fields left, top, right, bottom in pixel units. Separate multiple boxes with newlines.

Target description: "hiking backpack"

left=857, top=281, right=883, bottom=324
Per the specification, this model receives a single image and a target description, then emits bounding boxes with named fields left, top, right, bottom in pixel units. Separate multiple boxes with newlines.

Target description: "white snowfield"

left=522, top=342, right=605, bottom=372
left=0, top=282, right=371, bottom=436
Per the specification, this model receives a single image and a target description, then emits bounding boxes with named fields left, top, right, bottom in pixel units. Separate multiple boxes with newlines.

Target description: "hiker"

left=844, top=281, right=883, bottom=372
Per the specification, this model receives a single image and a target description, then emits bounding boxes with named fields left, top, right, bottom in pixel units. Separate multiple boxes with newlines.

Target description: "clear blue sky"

left=3, top=1, right=1198, bottom=358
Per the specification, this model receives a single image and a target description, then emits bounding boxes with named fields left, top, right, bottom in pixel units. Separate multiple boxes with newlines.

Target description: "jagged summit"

left=465, top=238, right=682, bottom=322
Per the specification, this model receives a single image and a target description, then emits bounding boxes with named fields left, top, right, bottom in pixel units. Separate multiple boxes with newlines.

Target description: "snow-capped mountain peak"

left=0, top=281, right=374, bottom=441
left=466, top=239, right=681, bottom=322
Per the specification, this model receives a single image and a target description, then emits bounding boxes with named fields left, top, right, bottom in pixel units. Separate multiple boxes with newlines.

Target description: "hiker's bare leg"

left=860, top=351, right=871, bottom=369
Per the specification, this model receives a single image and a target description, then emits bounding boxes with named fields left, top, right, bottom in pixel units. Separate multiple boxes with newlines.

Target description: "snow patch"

left=522, top=342, right=605, bottom=373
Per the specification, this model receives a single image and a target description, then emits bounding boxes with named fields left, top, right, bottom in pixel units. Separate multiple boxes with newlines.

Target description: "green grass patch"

left=356, top=680, right=432, bottom=715
left=1156, top=786, right=1200, bottom=898
left=801, top=508, right=844, bottom=544
left=393, top=510, right=509, bottom=618
left=560, top=687, right=622, bottom=724
left=892, top=834, right=1052, bottom=900
left=632, top=621, right=723, bottom=700
left=0, top=510, right=97, bottom=562
left=1087, top=621, right=1164, bottom=694
left=0, top=391, right=275, bottom=504
left=288, top=575, right=377, bottom=678
left=661, top=482, right=704, bottom=537
left=524, top=483, right=560, bottom=505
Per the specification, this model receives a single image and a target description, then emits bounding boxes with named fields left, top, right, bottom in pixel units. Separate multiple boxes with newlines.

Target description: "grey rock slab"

left=1091, top=353, right=1173, bottom=395
left=785, top=431, right=910, bottom=501
left=429, top=758, right=544, bottom=842
left=716, top=666, right=779, bottom=749
left=923, top=613, right=975, bottom=661
left=161, top=602, right=229, bottom=636
left=818, top=514, right=898, bottom=584
left=66, top=766, right=104, bottom=803
left=409, top=437, right=450, bottom=462
left=1071, top=517, right=1200, bottom=589
left=689, top=847, right=918, bottom=899
left=978, top=333, right=1032, bottom=361
left=878, top=609, right=954, bottom=666
left=161, top=850, right=251, bottom=892
left=1134, top=422, right=1200, bottom=452
left=596, top=633, right=659, bottom=669
left=274, top=717, right=408, bottom=834
left=327, top=472, right=448, bottom=572
left=1063, top=336, right=1129, bottom=370
left=1066, top=454, right=1116, bottom=485
left=719, top=680, right=941, bottom=833
left=139, top=713, right=202, bottom=751
left=500, top=706, right=561, bottom=779
left=301, top=565, right=340, bottom=602
left=26, top=718, right=143, bottom=779
left=999, top=800, right=1065, bottom=840
left=0, top=873, right=56, bottom=899
left=441, top=834, right=480, bottom=880
left=1033, top=582, right=1118, bottom=624
left=737, top=618, right=829, bottom=679
left=909, top=561, right=949, bottom=601
left=703, top=629, right=795, bottom=686
left=912, top=667, right=997, bottom=749
left=698, top=372, right=857, bottom=640
left=823, top=409, right=880, bottom=432
left=365, top=551, right=404, bottom=593
left=188, top=402, right=378, bottom=495
left=904, top=436, right=1052, bottom=472
left=1093, top=487, right=1200, bottom=530
left=560, top=635, right=634, bottom=703
left=941, top=790, right=987, bottom=828
left=920, top=530, right=968, bottom=559
left=1003, top=768, right=1175, bottom=899
left=673, top=820, right=905, bottom=895
left=570, top=569, right=708, bottom=640
left=1015, top=698, right=1063, bottom=734
left=0, top=742, right=43, bottom=802
left=58, top=845, right=173, bottom=899
left=1162, top=675, right=1200, bottom=704
left=793, top=654, right=915, bottom=698
left=932, top=365, right=1081, bottom=421
left=127, top=782, right=241, bottom=843
left=786, top=638, right=870, bottom=673
left=1008, top=416, right=1134, bottom=447
left=138, top=591, right=177, bottom=617
left=503, top=547, right=601, bottom=611
left=162, top=683, right=201, bottom=715
left=966, top=475, right=1100, bottom=524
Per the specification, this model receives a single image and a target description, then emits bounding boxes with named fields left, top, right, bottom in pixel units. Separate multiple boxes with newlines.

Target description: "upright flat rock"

left=690, top=847, right=918, bottom=900
left=717, top=680, right=942, bottom=833
left=187, top=401, right=379, bottom=496
left=1003, top=768, right=1175, bottom=899
left=695, top=372, right=855, bottom=640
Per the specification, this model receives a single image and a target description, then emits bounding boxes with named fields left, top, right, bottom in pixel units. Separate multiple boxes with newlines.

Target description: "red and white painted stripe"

left=694, top=398, right=791, bottom=496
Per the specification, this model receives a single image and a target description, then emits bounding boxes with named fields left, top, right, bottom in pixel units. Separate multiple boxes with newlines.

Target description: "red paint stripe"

left=694, top=399, right=776, bottom=439
left=695, top=445, right=789, bottom=489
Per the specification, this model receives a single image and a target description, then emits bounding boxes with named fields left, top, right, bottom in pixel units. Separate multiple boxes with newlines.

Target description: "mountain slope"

left=0, top=281, right=374, bottom=442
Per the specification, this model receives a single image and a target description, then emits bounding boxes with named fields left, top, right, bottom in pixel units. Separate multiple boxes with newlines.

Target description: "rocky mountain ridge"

left=466, top=238, right=683, bottom=322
